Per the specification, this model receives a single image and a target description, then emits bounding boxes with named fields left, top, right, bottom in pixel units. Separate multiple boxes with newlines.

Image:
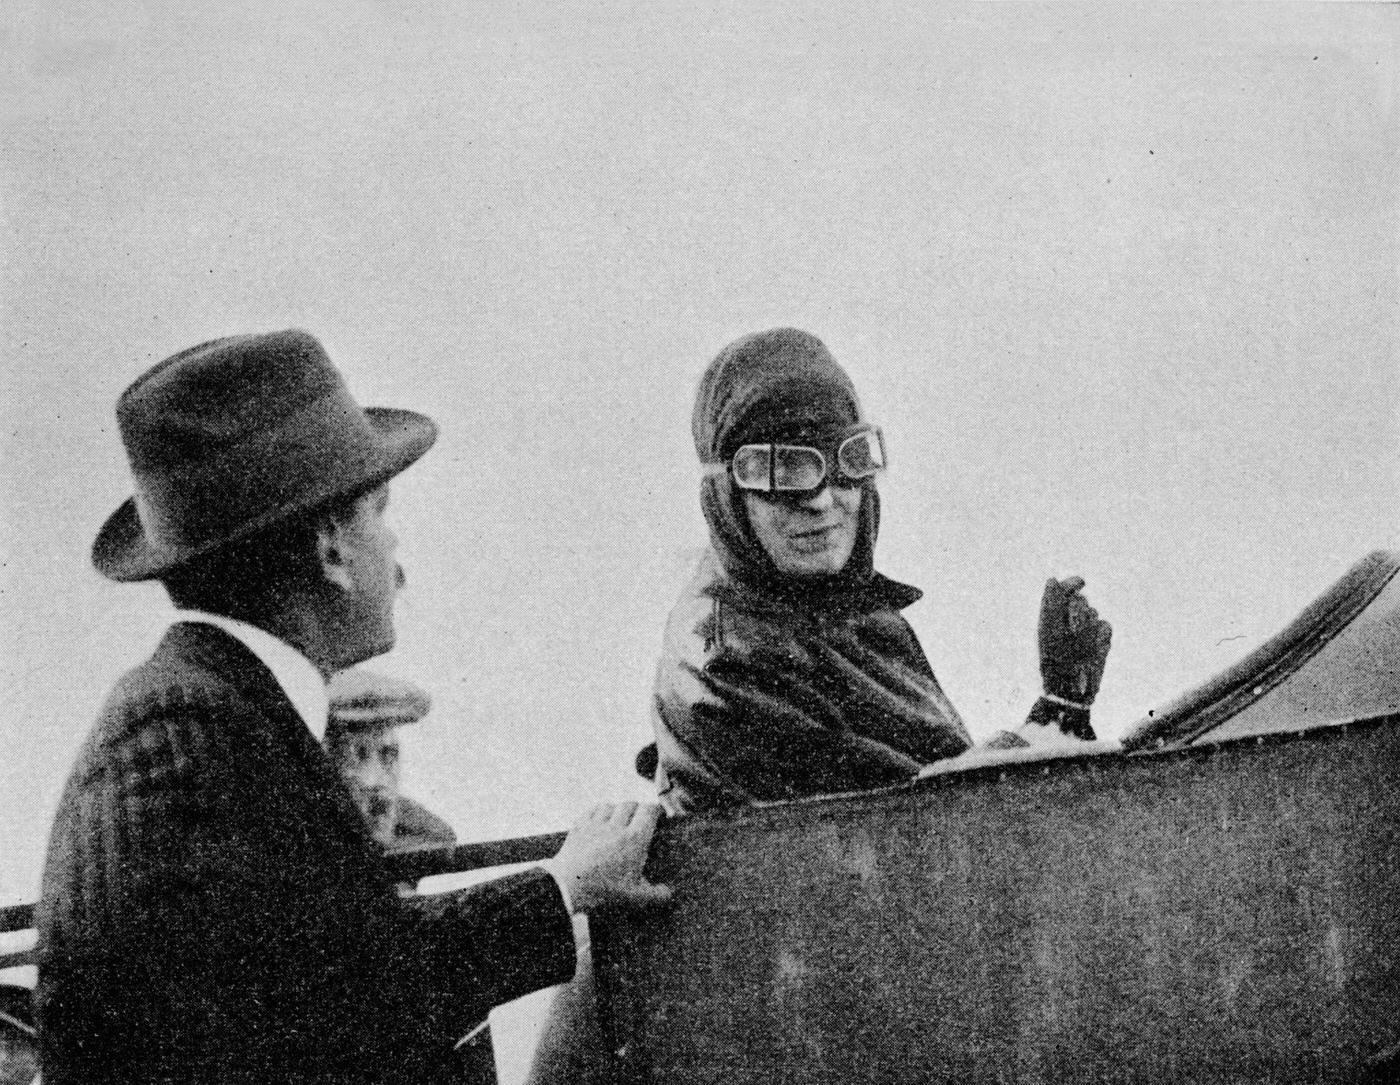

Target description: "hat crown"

left=117, top=330, right=357, bottom=469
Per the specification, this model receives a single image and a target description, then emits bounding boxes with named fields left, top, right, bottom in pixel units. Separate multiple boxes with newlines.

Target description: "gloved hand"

left=1038, top=575, right=1112, bottom=704
left=1027, top=576, right=1112, bottom=741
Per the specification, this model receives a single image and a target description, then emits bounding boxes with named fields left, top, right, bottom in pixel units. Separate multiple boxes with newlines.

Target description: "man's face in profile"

left=327, top=724, right=402, bottom=848
left=331, top=484, right=403, bottom=668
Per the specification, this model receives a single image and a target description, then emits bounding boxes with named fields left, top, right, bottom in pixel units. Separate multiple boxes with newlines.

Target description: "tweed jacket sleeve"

left=38, top=624, right=575, bottom=1085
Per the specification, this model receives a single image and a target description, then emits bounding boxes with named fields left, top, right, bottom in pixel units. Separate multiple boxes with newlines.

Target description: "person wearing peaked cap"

left=325, top=666, right=456, bottom=853
left=36, top=329, right=670, bottom=1085
left=326, top=666, right=497, bottom=1080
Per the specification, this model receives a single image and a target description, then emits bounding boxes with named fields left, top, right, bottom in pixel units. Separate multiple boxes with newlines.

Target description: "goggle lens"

left=836, top=429, right=885, bottom=478
left=772, top=446, right=828, bottom=491
left=727, top=426, right=885, bottom=493
left=731, top=445, right=778, bottom=491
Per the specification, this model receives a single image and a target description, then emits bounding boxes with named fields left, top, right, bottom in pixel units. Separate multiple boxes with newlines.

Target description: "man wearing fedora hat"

left=36, top=329, right=669, bottom=1084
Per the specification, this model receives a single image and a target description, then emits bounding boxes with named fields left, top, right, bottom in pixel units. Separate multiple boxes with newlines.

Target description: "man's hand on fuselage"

left=548, top=802, right=673, bottom=914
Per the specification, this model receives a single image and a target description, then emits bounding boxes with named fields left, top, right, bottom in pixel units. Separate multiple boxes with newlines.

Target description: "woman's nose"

left=796, top=484, right=835, bottom=511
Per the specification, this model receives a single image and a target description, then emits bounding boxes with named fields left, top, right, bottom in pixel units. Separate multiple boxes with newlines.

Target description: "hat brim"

left=93, top=407, right=437, bottom=583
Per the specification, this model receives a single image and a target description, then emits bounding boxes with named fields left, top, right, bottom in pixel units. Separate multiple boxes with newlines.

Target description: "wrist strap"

left=1027, top=695, right=1096, bottom=741
left=1040, top=690, right=1090, bottom=710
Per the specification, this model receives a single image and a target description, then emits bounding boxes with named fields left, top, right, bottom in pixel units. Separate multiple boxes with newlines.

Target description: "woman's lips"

left=788, top=525, right=841, bottom=551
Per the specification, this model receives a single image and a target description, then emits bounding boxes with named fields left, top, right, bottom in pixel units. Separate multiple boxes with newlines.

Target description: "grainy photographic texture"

left=2, top=3, right=1396, bottom=1081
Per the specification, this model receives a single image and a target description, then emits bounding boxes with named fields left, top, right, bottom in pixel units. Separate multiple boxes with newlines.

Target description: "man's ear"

left=315, top=508, right=356, bottom=592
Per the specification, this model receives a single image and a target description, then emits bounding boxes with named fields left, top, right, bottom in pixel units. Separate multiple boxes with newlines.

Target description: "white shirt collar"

left=175, top=610, right=331, bottom=742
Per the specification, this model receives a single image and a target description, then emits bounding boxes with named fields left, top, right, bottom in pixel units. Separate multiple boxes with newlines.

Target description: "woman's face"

left=743, top=483, right=863, bottom=577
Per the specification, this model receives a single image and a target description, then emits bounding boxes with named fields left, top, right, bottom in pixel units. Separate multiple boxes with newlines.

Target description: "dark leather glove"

left=1029, top=576, right=1112, bottom=740
left=1039, top=576, right=1112, bottom=703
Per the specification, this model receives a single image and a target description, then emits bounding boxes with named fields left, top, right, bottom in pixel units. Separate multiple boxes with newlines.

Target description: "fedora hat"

left=93, top=329, right=437, bottom=582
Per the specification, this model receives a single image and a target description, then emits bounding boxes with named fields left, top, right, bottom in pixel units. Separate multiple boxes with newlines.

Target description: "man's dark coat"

left=37, top=622, right=575, bottom=1083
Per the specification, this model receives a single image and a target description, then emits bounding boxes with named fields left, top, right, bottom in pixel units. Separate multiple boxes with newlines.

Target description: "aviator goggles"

left=709, top=425, right=887, bottom=494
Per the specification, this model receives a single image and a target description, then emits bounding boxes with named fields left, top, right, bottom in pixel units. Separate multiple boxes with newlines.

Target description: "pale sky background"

left=2, top=1, right=1396, bottom=1077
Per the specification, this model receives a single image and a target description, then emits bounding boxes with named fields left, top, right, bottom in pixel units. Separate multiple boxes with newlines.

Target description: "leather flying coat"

left=650, top=552, right=973, bottom=812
